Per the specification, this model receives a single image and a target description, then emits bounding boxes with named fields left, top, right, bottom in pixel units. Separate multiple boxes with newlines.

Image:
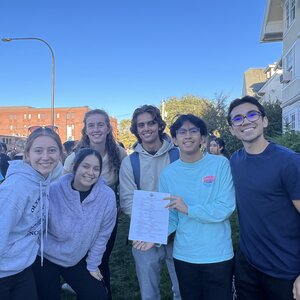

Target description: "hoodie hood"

left=133, top=137, right=175, bottom=157
left=6, top=160, right=51, bottom=183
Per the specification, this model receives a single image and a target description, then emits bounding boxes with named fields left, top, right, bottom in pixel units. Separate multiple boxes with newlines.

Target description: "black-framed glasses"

left=28, top=125, right=59, bottom=133
left=231, top=111, right=262, bottom=127
left=176, top=127, right=200, bottom=137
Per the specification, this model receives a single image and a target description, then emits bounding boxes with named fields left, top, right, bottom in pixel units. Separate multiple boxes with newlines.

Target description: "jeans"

left=235, top=248, right=294, bottom=300
left=132, top=242, right=181, bottom=300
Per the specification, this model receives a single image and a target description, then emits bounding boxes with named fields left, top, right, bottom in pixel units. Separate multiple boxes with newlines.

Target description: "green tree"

left=161, top=95, right=211, bottom=128
left=273, top=128, right=300, bottom=153
left=201, top=93, right=242, bottom=155
left=263, top=99, right=282, bottom=139
left=118, top=119, right=136, bottom=151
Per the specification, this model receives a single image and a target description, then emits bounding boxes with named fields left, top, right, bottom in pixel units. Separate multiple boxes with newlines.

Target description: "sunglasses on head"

left=28, top=125, right=59, bottom=133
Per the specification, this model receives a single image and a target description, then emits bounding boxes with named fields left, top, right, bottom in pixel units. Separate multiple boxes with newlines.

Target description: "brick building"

left=0, top=106, right=118, bottom=147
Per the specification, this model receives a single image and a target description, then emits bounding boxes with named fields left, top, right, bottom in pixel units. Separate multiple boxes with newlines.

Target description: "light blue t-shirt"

left=159, top=154, right=235, bottom=264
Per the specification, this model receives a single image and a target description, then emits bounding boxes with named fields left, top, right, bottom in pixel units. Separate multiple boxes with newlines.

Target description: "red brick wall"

left=0, top=106, right=118, bottom=144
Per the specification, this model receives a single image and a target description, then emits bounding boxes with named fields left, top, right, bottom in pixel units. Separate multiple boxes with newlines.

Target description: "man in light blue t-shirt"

left=159, top=114, right=235, bottom=300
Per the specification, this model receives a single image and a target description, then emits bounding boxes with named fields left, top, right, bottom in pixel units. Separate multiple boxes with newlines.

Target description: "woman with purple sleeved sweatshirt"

left=33, top=148, right=117, bottom=300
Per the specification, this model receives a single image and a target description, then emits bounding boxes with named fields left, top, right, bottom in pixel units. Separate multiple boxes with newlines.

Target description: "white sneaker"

left=61, top=283, right=76, bottom=294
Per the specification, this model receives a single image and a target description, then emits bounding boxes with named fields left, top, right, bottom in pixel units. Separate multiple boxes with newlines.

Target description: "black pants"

left=99, top=215, right=118, bottom=300
left=174, top=258, right=233, bottom=300
left=32, top=256, right=107, bottom=300
left=0, top=266, right=38, bottom=300
left=235, top=248, right=294, bottom=300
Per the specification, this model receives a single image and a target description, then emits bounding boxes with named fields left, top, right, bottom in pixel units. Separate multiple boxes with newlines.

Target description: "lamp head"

left=1, top=38, right=13, bottom=42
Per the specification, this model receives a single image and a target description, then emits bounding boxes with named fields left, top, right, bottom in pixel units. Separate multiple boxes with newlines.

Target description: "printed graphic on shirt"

left=202, top=176, right=216, bottom=185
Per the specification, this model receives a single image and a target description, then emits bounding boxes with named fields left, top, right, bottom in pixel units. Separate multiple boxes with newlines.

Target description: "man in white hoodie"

left=120, top=105, right=181, bottom=300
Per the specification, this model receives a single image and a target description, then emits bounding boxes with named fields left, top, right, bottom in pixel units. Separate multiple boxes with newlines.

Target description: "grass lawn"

left=62, top=211, right=239, bottom=299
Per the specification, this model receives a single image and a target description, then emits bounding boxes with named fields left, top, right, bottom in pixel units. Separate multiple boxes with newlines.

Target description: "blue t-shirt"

left=230, top=142, right=300, bottom=280
left=159, top=154, right=235, bottom=264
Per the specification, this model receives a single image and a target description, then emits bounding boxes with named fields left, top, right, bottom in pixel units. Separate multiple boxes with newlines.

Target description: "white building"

left=242, top=65, right=282, bottom=103
left=261, top=0, right=300, bottom=130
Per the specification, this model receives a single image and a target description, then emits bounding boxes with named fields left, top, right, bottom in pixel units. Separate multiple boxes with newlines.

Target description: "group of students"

left=0, top=95, right=300, bottom=300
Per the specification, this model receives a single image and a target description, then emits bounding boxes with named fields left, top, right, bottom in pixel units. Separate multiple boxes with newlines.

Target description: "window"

left=28, top=114, right=31, bottom=120
left=24, top=114, right=27, bottom=120
left=71, top=112, right=75, bottom=119
left=285, top=48, right=294, bottom=72
left=38, top=114, right=41, bottom=119
left=285, top=0, right=296, bottom=29
left=291, top=113, right=296, bottom=130
left=56, top=113, right=60, bottom=119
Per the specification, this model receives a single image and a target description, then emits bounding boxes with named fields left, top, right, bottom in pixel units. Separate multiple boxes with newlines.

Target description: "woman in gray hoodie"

left=33, top=148, right=117, bottom=300
left=0, top=127, right=63, bottom=300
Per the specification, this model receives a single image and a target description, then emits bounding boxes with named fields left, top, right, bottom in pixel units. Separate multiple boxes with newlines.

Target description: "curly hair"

left=130, top=105, right=167, bottom=143
left=76, top=109, right=121, bottom=173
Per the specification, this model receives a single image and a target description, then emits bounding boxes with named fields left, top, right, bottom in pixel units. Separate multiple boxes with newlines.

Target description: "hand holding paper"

left=129, top=190, right=170, bottom=245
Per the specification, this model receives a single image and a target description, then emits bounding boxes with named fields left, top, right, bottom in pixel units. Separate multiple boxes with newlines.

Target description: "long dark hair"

left=210, top=137, right=230, bottom=159
left=76, top=109, right=121, bottom=173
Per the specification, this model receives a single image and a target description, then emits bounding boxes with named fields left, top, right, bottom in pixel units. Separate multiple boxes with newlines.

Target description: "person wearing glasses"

left=227, top=96, right=300, bottom=300
left=33, top=148, right=116, bottom=300
left=0, top=127, right=63, bottom=300
left=119, top=105, right=181, bottom=300
left=63, top=109, right=126, bottom=299
left=157, top=114, right=235, bottom=300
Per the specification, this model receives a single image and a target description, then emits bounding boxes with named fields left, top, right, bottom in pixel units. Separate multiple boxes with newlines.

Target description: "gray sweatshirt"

left=43, top=173, right=117, bottom=272
left=0, top=160, right=50, bottom=278
left=119, top=139, right=175, bottom=216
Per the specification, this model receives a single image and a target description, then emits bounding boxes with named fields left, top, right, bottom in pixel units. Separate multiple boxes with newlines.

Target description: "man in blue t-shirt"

left=228, top=96, right=300, bottom=300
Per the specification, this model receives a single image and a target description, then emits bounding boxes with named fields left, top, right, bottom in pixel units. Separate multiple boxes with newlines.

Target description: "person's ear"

left=262, top=116, right=268, bottom=129
left=172, top=137, right=178, bottom=146
left=229, top=126, right=236, bottom=137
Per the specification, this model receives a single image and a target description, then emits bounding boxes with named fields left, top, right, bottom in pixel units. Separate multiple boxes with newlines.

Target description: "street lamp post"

left=1, top=37, right=56, bottom=126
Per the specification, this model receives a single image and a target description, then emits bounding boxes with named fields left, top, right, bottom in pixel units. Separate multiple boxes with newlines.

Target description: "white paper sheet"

left=129, top=190, right=170, bottom=244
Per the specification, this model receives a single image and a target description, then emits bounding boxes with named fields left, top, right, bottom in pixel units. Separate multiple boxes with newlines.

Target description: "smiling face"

left=229, top=102, right=268, bottom=146
left=136, top=112, right=162, bottom=148
left=73, top=154, right=101, bottom=191
left=85, top=113, right=111, bottom=147
left=26, top=136, right=61, bottom=177
left=174, top=121, right=205, bottom=161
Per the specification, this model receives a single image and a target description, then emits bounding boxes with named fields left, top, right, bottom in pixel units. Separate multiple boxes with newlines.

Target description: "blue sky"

left=0, top=0, right=282, bottom=120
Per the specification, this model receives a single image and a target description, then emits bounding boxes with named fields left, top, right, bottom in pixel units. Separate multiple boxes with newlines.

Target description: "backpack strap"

left=130, top=147, right=179, bottom=190
left=168, top=147, right=180, bottom=163
left=129, top=152, right=141, bottom=190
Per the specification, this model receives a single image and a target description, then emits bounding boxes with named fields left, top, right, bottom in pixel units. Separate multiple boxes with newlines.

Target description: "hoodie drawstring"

left=39, top=181, right=49, bottom=267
